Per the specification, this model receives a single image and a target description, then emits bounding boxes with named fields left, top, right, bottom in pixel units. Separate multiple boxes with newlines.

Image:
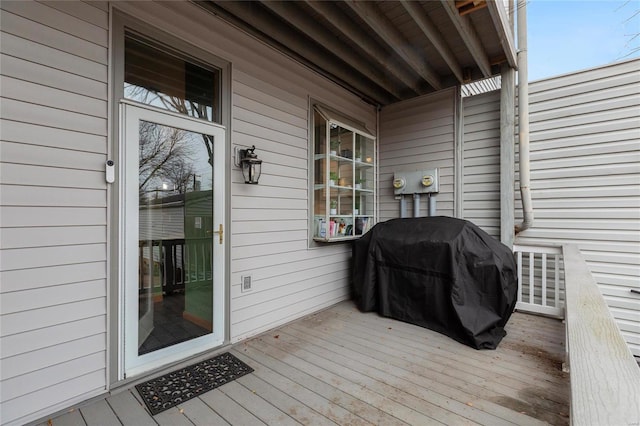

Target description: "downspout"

left=376, top=105, right=380, bottom=223
left=515, top=0, right=533, bottom=233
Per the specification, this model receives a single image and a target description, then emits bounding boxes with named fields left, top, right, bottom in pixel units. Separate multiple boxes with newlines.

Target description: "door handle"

left=212, top=224, right=223, bottom=245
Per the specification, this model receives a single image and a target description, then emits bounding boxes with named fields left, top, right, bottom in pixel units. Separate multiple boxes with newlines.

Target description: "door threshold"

left=112, top=341, right=232, bottom=391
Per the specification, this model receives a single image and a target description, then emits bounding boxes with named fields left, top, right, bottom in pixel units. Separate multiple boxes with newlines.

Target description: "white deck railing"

left=561, top=244, right=640, bottom=425
left=513, top=244, right=564, bottom=318
left=514, top=243, right=640, bottom=425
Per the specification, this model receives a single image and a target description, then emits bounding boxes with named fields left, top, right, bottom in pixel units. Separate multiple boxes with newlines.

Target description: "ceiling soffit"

left=198, top=0, right=516, bottom=106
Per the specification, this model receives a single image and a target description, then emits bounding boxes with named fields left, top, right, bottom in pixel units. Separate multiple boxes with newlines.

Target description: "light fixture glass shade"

left=240, top=147, right=262, bottom=184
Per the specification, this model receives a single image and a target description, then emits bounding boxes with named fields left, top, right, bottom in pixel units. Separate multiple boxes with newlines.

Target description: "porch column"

left=500, top=64, right=516, bottom=247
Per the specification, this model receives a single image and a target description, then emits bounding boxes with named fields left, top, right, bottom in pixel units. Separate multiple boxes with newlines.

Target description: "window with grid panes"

left=312, top=105, right=376, bottom=242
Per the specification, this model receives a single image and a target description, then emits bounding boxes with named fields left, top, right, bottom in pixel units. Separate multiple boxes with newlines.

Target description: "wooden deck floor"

left=42, top=301, right=569, bottom=426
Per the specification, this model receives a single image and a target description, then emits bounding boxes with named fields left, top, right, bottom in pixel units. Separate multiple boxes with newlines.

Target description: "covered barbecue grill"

left=352, top=216, right=518, bottom=349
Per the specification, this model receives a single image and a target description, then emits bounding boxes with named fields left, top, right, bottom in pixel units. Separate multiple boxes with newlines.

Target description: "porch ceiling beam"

left=400, top=0, right=464, bottom=83
left=344, top=1, right=443, bottom=91
left=440, top=0, right=492, bottom=77
left=456, top=0, right=488, bottom=17
left=208, top=1, right=394, bottom=105
left=303, top=0, right=423, bottom=97
left=486, top=0, right=518, bottom=68
left=261, top=1, right=404, bottom=101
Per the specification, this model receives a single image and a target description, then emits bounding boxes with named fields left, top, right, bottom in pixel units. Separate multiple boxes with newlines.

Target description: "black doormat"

left=135, top=352, right=253, bottom=415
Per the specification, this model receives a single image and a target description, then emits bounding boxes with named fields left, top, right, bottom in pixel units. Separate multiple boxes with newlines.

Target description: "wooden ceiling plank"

left=400, top=0, right=464, bottom=83
left=486, top=0, right=518, bottom=68
left=455, top=0, right=478, bottom=9
left=458, top=2, right=488, bottom=17
left=211, top=1, right=394, bottom=105
left=262, top=1, right=403, bottom=100
left=344, top=1, right=443, bottom=91
left=440, top=0, right=492, bottom=77
left=303, top=0, right=423, bottom=96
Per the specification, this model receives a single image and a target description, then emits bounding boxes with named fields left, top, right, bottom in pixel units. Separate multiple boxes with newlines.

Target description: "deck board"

left=332, top=305, right=569, bottom=389
left=199, top=388, right=265, bottom=425
left=263, top=329, right=489, bottom=425
left=153, top=407, right=194, bottom=426
left=296, top=305, right=568, bottom=424
left=178, top=396, right=230, bottom=426
left=217, top=380, right=299, bottom=426
left=250, top=335, right=460, bottom=425
left=233, top=346, right=385, bottom=425
left=48, top=409, right=86, bottom=426
left=244, top=335, right=433, bottom=425
left=235, top=369, right=337, bottom=426
left=275, top=328, right=507, bottom=425
left=45, top=301, right=569, bottom=426
left=283, top=318, right=546, bottom=426
left=79, top=400, right=121, bottom=426
left=324, top=306, right=569, bottom=397
left=106, top=390, right=155, bottom=426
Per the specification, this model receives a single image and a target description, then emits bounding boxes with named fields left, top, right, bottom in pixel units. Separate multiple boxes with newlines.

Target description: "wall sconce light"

left=235, top=145, right=262, bottom=184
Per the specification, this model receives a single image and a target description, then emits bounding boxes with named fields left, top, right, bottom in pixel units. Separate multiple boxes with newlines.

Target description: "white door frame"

left=119, top=101, right=226, bottom=379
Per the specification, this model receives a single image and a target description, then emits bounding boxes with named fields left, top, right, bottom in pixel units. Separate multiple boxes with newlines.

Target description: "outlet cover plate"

left=241, top=275, right=252, bottom=292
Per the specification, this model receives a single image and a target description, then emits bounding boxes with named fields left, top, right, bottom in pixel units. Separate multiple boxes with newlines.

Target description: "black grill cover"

left=352, top=217, right=517, bottom=349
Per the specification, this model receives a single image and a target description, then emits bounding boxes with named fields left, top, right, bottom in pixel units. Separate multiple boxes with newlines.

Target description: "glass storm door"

left=121, top=102, right=225, bottom=377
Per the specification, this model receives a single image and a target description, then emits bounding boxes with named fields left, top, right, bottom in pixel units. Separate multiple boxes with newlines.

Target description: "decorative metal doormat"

left=135, top=352, right=253, bottom=415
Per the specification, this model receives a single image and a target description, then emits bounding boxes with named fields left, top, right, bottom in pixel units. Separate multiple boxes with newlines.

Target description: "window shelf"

left=312, top=105, right=376, bottom=242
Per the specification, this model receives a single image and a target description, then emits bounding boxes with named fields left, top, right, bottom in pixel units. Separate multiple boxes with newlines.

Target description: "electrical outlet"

left=241, top=275, right=252, bottom=292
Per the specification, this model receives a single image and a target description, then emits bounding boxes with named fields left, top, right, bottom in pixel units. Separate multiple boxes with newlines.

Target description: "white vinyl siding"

left=112, top=1, right=377, bottom=344
left=229, top=35, right=372, bottom=341
left=378, top=89, right=456, bottom=221
left=462, top=90, right=501, bottom=238
left=515, top=58, right=640, bottom=357
left=0, top=1, right=109, bottom=425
